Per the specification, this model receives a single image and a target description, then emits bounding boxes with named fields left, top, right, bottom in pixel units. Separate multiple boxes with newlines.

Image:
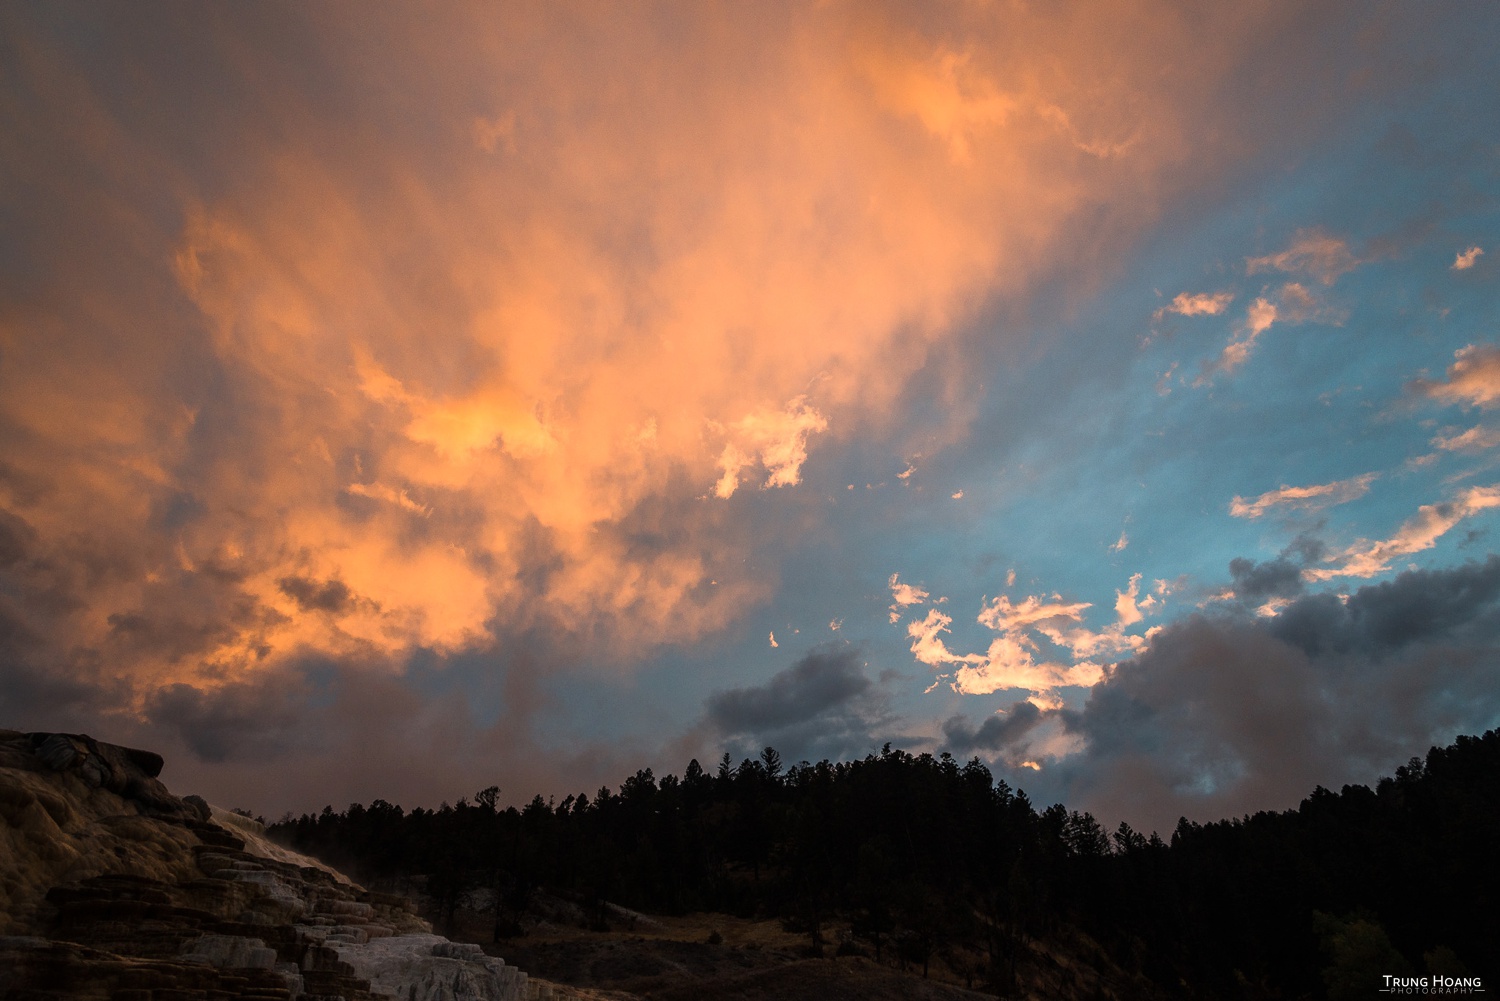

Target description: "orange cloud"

left=1229, top=472, right=1379, bottom=519
left=910, top=575, right=1155, bottom=699
left=1415, top=344, right=1500, bottom=409
left=1452, top=246, right=1483, bottom=271
left=906, top=609, right=985, bottom=670
left=1114, top=574, right=1145, bottom=627
left=1306, top=484, right=1500, bottom=580
left=0, top=3, right=1312, bottom=702
left=1431, top=426, right=1500, bottom=453
left=887, top=575, right=932, bottom=624
left=952, top=635, right=1103, bottom=697
left=1154, top=290, right=1234, bottom=321
left=977, top=594, right=1093, bottom=633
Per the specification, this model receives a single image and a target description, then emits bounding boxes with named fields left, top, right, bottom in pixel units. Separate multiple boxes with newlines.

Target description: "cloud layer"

left=2, top=4, right=1495, bottom=826
left=1055, top=558, right=1500, bottom=832
left=701, top=646, right=899, bottom=765
left=0, top=2, right=1293, bottom=723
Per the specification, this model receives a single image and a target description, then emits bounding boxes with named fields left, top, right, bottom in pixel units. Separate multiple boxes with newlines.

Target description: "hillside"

left=0, top=729, right=536, bottom=1000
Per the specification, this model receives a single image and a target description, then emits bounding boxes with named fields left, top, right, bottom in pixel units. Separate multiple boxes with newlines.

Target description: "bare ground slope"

left=426, top=893, right=1157, bottom=1000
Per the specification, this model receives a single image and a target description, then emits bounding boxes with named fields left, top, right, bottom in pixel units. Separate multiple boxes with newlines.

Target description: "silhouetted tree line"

left=270, top=732, right=1497, bottom=996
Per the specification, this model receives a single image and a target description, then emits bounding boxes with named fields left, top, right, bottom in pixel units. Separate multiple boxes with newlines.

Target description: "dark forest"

left=270, top=731, right=1498, bottom=997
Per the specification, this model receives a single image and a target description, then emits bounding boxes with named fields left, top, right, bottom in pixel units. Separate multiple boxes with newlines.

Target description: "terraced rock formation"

left=0, top=729, right=531, bottom=1000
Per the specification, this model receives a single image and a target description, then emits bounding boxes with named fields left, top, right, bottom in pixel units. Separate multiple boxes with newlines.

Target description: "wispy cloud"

left=1155, top=362, right=1179, bottom=395
left=1114, top=573, right=1145, bottom=626
left=345, top=482, right=432, bottom=517
left=1229, top=472, right=1379, bottom=519
left=1246, top=229, right=1360, bottom=285
left=1195, top=296, right=1279, bottom=384
left=977, top=594, right=1094, bottom=633
left=1306, top=484, right=1500, bottom=580
left=1431, top=425, right=1500, bottom=453
left=1195, top=280, right=1343, bottom=386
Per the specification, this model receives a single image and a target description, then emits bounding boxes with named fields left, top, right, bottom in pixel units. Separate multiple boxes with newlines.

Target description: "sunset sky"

left=3, top=3, right=1498, bottom=833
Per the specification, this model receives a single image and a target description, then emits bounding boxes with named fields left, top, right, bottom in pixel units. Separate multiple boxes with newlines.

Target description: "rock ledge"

left=0, top=729, right=529, bottom=1001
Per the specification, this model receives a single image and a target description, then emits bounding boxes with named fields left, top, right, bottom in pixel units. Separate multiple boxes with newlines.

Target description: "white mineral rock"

left=329, top=932, right=528, bottom=1001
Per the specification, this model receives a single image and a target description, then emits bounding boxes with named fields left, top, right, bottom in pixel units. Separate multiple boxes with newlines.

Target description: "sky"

left=2, top=2, right=1498, bottom=835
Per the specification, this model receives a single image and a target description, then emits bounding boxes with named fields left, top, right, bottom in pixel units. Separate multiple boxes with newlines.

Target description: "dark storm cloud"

left=0, top=513, right=125, bottom=729
left=0, top=653, right=107, bottom=725
left=0, top=508, right=36, bottom=568
left=706, top=647, right=870, bottom=733
left=1271, top=554, right=1500, bottom=656
left=146, top=679, right=311, bottom=764
left=133, top=652, right=641, bottom=817
left=1055, top=558, right=1500, bottom=834
left=1228, top=555, right=1304, bottom=603
left=1228, top=534, right=1323, bottom=604
left=0, top=588, right=137, bottom=739
left=0, top=593, right=38, bottom=654
left=942, top=700, right=1045, bottom=754
left=702, top=646, right=907, bottom=765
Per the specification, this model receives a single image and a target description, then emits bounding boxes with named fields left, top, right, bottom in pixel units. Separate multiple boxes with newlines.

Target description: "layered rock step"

left=0, top=729, right=531, bottom=1001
